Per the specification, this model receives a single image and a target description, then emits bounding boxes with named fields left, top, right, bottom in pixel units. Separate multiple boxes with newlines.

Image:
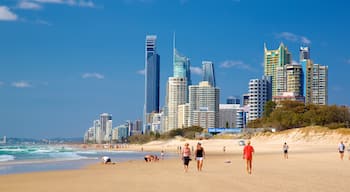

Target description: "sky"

left=0, top=0, right=349, bottom=138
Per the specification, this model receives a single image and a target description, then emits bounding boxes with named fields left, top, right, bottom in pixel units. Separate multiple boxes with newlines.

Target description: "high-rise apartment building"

left=306, top=63, right=328, bottom=105
left=264, top=43, right=291, bottom=97
left=202, top=61, right=216, bottom=87
left=285, top=64, right=303, bottom=96
left=189, top=81, right=220, bottom=129
left=299, top=46, right=328, bottom=105
left=100, top=113, right=112, bottom=142
left=300, top=46, right=311, bottom=97
left=144, top=35, right=160, bottom=132
left=166, top=77, right=188, bottom=131
left=178, top=103, right=190, bottom=128
left=248, top=76, right=271, bottom=121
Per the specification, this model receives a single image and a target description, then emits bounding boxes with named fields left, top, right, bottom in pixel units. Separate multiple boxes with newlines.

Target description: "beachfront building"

left=264, top=43, right=291, bottom=97
left=83, top=113, right=112, bottom=144
left=100, top=113, right=112, bottom=142
left=114, top=124, right=129, bottom=143
left=306, top=63, right=328, bottom=105
left=165, top=77, right=188, bottom=131
left=150, top=113, right=162, bottom=133
left=248, top=76, right=271, bottom=121
left=84, top=127, right=96, bottom=143
left=178, top=103, right=190, bottom=128
left=219, top=104, right=241, bottom=128
left=189, top=81, right=220, bottom=129
left=163, top=38, right=192, bottom=132
left=144, top=35, right=160, bottom=133
left=202, top=61, right=216, bottom=87
left=236, top=107, right=248, bottom=129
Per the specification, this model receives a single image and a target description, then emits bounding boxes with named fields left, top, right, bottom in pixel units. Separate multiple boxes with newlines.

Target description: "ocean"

left=0, top=145, right=163, bottom=175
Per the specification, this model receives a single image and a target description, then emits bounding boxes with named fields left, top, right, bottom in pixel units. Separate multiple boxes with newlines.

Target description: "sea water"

left=0, top=145, right=161, bottom=175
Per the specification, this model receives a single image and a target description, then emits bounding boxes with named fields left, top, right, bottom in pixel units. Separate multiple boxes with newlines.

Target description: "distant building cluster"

left=84, top=113, right=142, bottom=144
left=84, top=36, right=328, bottom=142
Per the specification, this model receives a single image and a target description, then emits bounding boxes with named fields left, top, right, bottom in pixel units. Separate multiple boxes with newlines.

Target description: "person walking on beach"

left=194, top=142, right=205, bottom=171
left=283, top=142, right=289, bottom=159
left=338, top=141, right=345, bottom=160
left=243, top=140, right=254, bottom=174
left=181, top=143, right=191, bottom=172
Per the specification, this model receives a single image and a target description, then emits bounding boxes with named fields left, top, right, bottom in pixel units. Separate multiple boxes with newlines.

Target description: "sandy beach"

left=1, top=128, right=350, bottom=192
left=1, top=135, right=350, bottom=192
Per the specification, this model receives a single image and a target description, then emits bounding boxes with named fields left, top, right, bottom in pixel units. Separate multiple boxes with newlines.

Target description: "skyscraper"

left=306, top=63, right=328, bottom=105
left=202, top=61, right=216, bottom=87
left=300, top=46, right=311, bottom=97
left=166, top=77, right=188, bottom=131
left=300, top=46, right=328, bottom=105
left=173, top=49, right=191, bottom=85
left=248, top=76, right=271, bottom=121
left=189, top=81, right=220, bottom=129
left=144, top=35, right=160, bottom=132
left=300, top=46, right=310, bottom=60
left=285, top=64, right=303, bottom=96
left=264, top=43, right=291, bottom=97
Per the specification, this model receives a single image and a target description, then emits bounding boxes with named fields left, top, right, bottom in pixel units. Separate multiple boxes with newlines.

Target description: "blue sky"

left=0, top=0, right=349, bottom=138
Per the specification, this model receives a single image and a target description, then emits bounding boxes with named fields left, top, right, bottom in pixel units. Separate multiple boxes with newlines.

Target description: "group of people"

left=181, top=142, right=205, bottom=172
left=180, top=140, right=256, bottom=174
left=101, top=140, right=349, bottom=173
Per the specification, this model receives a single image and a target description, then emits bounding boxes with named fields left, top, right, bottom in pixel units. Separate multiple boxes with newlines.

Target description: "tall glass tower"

left=173, top=49, right=191, bottom=86
left=144, top=35, right=160, bottom=132
left=202, top=61, right=216, bottom=87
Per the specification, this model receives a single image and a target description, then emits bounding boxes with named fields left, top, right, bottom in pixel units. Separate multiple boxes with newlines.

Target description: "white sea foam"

left=0, top=155, right=15, bottom=162
left=48, top=152, right=88, bottom=160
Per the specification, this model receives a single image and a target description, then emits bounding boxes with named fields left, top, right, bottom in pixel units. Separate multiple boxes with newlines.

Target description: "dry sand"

left=1, top=138, right=350, bottom=192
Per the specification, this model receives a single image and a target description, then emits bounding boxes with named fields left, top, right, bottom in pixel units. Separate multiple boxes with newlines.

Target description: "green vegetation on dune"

left=128, top=126, right=204, bottom=144
left=248, top=101, right=350, bottom=131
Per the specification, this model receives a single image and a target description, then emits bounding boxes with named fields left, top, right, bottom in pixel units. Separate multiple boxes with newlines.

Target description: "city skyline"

left=0, top=0, right=349, bottom=138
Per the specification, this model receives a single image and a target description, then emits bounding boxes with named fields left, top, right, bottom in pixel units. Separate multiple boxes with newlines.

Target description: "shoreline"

left=1, top=142, right=350, bottom=192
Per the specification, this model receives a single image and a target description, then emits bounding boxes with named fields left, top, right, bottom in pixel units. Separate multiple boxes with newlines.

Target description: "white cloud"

left=300, top=36, right=311, bottom=44
left=190, top=66, right=202, bottom=75
left=82, top=73, right=104, bottom=79
left=17, top=1, right=42, bottom=10
left=292, top=60, right=299, bottom=65
left=36, top=19, right=52, bottom=26
left=12, top=81, right=32, bottom=88
left=78, top=0, right=95, bottom=7
left=137, top=69, right=145, bottom=75
left=0, top=6, right=18, bottom=21
left=33, top=0, right=96, bottom=8
left=275, top=32, right=311, bottom=45
left=220, top=60, right=253, bottom=71
left=0, top=81, right=4, bottom=87
left=346, top=59, right=350, bottom=64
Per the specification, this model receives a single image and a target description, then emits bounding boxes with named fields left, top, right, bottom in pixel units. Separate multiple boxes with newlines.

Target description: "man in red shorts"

left=243, top=140, right=254, bottom=174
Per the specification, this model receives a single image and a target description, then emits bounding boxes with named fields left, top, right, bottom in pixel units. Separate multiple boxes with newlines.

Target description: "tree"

left=263, top=101, right=277, bottom=118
